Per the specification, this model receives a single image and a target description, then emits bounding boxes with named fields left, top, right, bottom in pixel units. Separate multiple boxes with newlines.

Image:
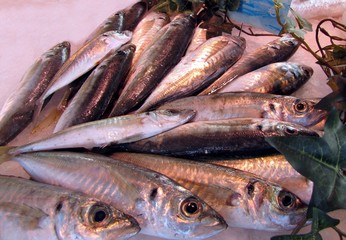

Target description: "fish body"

left=158, top=92, right=327, bottom=127
left=219, top=62, right=313, bottom=94
left=39, top=30, right=132, bottom=107
left=136, top=35, right=246, bottom=112
left=208, top=154, right=313, bottom=204
left=0, top=42, right=70, bottom=145
left=12, top=151, right=228, bottom=239
left=0, top=175, right=140, bottom=240
left=130, top=11, right=170, bottom=68
left=185, top=26, right=210, bottom=53
left=199, top=34, right=300, bottom=95
left=112, top=152, right=308, bottom=231
left=109, top=14, right=197, bottom=116
left=7, top=109, right=195, bottom=155
left=85, top=1, right=147, bottom=43
left=54, top=44, right=135, bottom=132
left=115, top=118, right=319, bottom=156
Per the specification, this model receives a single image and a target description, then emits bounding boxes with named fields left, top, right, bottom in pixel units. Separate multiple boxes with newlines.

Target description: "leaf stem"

left=332, top=226, right=346, bottom=239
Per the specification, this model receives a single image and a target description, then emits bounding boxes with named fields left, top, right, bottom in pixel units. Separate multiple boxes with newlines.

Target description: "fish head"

left=43, top=41, right=70, bottom=61
left=102, top=30, right=133, bottom=45
left=281, top=62, right=314, bottom=82
left=272, top=120, right=320, bottom=137
left=145, top=176, right=227, bottom=239
left=164, top=191, right=228, bottom=239
left=244, top=179, right=308, bottom=231
left=279, top=34, right=300, bottom=49
left=297, top=64, right=314, bottom=80
left=283, top=97, right=328, bottom=127
left=54, top=198, right=140, bottom=240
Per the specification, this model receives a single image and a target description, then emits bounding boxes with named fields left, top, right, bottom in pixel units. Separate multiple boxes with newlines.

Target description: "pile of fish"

left=0, top=1, right=328, bottom=239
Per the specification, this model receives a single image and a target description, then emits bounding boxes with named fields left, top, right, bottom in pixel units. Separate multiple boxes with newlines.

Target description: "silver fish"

left=53, top=44, right=136, bottom=132
left=38, top=30, right=132, bottom=113
left=158, top=92, right=327, bottom=127
left=109, top=14, right=196, bottom=117
left=208, top=154, right=313, bottom=204
left=199, top=34, right=300, bottom=95
left=85, top=1, right=147, bottom=43
left=0, top=175, right=140, bottom=240
left=115, top=118, right=319, bottom=156
left=136, top=35, right=246, bottom=112
left=130, top=11, right=170, bottom=68
left=1, top=109, right=195, bottom=156
left=12, top=151, right=228, bottom=239
left=219, top=62, right=313, bottom=94
left=112, top=152, right=308, bottom=231
left=0, top=41, right=70, bottom=145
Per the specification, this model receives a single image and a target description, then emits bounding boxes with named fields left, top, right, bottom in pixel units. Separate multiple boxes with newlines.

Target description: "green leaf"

left=289, top=7, right=313, bottom=32
left=266, top=110, right=346, bottom=212
left=271, top=208, right=339, bottom=240
left=315, top=76, right=346, bottom=111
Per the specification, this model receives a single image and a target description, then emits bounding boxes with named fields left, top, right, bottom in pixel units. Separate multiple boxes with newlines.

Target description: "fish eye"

left=278, top=191, right=297, bottom=210
left=293, top=100, right=309, bottom=113
left=246, top=182, right=255, bottom=198
left=180, top=197, right=202, bottom=219
left=87, top=204, right=112, bottom=226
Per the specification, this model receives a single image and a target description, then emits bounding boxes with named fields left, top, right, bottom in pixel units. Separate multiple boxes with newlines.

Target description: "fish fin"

left=31, top=106, right=63, bottom=134
left=0, top=202, right=49, bottom=230
left=110, top=169, right=142, bottom=203
left=0, top=146, right=14, bottom=164
left=32, top=97, right=45, bottom=126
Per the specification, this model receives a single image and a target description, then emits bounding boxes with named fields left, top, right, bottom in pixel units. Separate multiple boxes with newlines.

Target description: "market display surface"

left=0, top=0, right=345, bottom=239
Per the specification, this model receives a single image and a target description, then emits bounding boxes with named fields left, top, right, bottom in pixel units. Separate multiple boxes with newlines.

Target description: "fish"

left=0, top=41, right=70, bottom=145
left=36, top=30, right=132, bottom=116
left=130, top=11, right=170, bottom=68
left=114, top=118, right=319, bottom=157
left=219, top=62, right=313, bottom=95
left=185, top=26, right=211, bottom=54
left=0, top=109, right=195, bottom=156
left=199, top=34, right=301, bottom=95
left=121, top=1, right=148, bottom=31
left=10, top=151, right=228, bottom=239
left=53, top=44, right=136, bottom=132
left=207, top=154, right=313, bottom=204
left=136, top=35, right=246, bottom=112
left=0, top=175, right=140, bottom=240
left=85, top=1, right=147, bottom=43
left=109, top=14, right=197, bottom=117
left=158, top=92, right=328, bottom=127
left=111, top=152, right=309, bottom=231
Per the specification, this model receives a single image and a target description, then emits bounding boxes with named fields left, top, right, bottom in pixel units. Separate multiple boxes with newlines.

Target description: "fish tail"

left=0, top=146, right=14, bottom=164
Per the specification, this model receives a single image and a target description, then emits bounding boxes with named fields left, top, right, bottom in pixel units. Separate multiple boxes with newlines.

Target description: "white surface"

left=0, top=1, right=345, bottom=239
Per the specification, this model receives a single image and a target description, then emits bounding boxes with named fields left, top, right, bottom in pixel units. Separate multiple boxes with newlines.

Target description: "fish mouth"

left=191, top=215, right=228, bottom=239
left=104, top=219, right=141, bottom=240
